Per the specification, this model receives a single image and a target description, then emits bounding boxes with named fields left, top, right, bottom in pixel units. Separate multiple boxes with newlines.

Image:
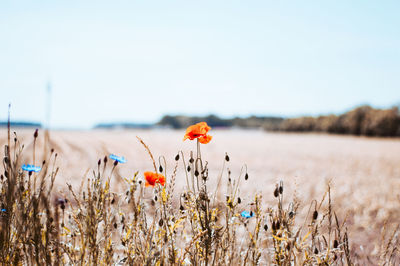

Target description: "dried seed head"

left=237, top=197, right=241, bottom=204
left=333, top=239, right=339, bottom=248
left=4, top=171, right=9, bottom=178
left=175, top=154, right=180, bottom=161
left=159, top=165, right=163, bottom=172
left=279, top=185, right=283, bottom=194
left=34, top=129, right=38, bottom=138
left=313, top=210, right=318, bottom=220
left=111, top=198, right=115, bottom=204
left=264, top=224, right=268, bottom=231
left=98, top=159, right=101, bottom=166
left=245, top=173, right=249, bottom=180
left=42, top=160, right=46, bottom=165
left=194, top=170, right=199, bottom=177
left=180, top=205, right=184, bottom=211
left=250, top=211, right=254, bottom=217
left=104, top=156, right=108, bottom=164
left=187, top=165, right=191, bottom=172
left=154, top=195, right=158, bottom=201
left=114, top=223, right=117, bottom=229
left=289, top=211, right=294, bottom=219
left=314, top=247, right=319, bottom=254
left=51, top=148, right=54, bottom=153
left=158, top=218, right=164, bottom=227
left=189, top=158, right=194, bottom=164
left=14, top=137, right=17, bottom=143
left=225, top=154, right=230, bottom=162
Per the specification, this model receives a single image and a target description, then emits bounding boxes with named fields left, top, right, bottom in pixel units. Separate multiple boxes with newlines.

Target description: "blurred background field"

left=1, top=128, right=399, bottom=259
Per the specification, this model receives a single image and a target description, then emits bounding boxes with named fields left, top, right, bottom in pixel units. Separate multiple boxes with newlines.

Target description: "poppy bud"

left=272, top=221, right=276, bottom=231
left=194, top=170, right=199, bottom=177
left=34, top=129, right=38, bottom=138
left=51, top=148, right=54, bottom=153
left=274, top=187, right=279, bottom=198
left=159, top=165, right=163, bottom=172
left=14, top=137, right=17, bottom=143
left=154, top=195, right=158, bottom=201
left=279, top=185, right=283, bottom=194
left=158, top=218, right=164, bottom=227
left=175, top=154, right=180, bottom=161
left=333, top=239, right=339, bottom=248
left=189, top=158, right=194, bottom=164
left=180, top=205, right=184, bottom=211
left=225, top=154, right=230, bottom=162
left=276, top=220, right=280, bottom=230
left=42, top=160, right=46, bottom=165
left=289, top=211, right=294, bottom=219
left=114, top=160, right=118, bottom=166
left=114, top=223, right=117, bottom=229
left=250, top=211, right=253, bottom=217
left=245, top=173, right=249, bottom=180
left=237, top=197, right=241, bottom=204
left=104, top=156, right=108, bottom=164
left=264, top=224, right=268, bottom=231
left=314, top=247, right=318, bottom=254
left=98, top=159, right=101, bottom=166
left=111, top=198, right=115, bottom=204
left=313, top=210, right=318, bottom=220
left=187, top=165, right=191, bottom=172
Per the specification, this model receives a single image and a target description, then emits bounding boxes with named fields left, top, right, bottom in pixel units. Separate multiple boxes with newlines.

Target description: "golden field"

left=1, top=128, right=399, bottom=264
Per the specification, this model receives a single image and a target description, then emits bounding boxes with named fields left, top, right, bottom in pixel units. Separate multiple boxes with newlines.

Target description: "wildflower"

left=183, top=122, right=212, bottom=144
left=109, top=154, right=126, bottom=163
left=240, top=210, right=254, bottom=218
left=1, top=209, right=6, bottom=212
left=144, top=171, right=166, bottom=187
left=21, top=164, right=41, bottom=173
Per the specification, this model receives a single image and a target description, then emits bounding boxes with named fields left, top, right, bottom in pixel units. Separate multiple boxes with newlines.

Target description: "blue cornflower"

left=109, top=154, right=126, bottom=164
left=1, top=209, right=6, bottom=212
left=240, top=210, right=254, bottom=218
left=21, top=164, right=41, bottom=173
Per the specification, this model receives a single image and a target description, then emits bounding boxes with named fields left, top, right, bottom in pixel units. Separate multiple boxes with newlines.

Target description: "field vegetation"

left=0, top=120, right=399, bottom=265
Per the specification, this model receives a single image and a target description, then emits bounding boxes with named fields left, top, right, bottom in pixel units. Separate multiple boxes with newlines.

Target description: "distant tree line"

left=157, top=114, right=284, bottom=130
left=158, top=105, right=400, bottom=137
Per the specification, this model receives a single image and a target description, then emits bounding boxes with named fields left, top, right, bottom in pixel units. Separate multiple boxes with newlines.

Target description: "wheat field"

left=1, top=128, right=399, bottom=264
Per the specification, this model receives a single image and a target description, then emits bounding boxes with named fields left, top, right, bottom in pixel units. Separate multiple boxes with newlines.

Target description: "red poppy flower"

left=183, top=122, right=212, bottom=144
left=144, top=171, right=166, bottom=187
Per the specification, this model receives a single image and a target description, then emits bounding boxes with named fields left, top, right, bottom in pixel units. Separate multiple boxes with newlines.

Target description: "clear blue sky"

left=0, top=0, right=399, bottom=128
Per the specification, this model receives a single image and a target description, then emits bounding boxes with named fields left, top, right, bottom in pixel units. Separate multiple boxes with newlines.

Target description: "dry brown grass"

left=1, top=128, right=399, bottom=264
